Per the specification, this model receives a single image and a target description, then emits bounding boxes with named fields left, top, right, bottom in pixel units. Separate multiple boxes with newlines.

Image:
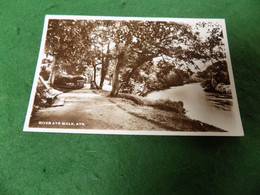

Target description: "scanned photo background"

left=1, top=0, right=259, bottom=194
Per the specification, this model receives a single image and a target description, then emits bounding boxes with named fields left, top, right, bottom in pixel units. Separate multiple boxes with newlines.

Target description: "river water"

left=146, top=83, right=237, bottom=131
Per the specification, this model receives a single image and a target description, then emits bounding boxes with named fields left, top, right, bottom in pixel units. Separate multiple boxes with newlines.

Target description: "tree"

left=42, top=18, right=227, bottom=97
left=88, top=21, right=114, bottom=89
left=193, top=21, right=226, bottom=64
left=44, top=19, right=95, bottom=86
left=107, top=20, right=207, bottom=97
left=99, top=43, right=111, bottom=88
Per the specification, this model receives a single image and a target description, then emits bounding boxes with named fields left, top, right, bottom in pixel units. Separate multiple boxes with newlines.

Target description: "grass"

left=118, top=93, right=186, bottom=114
left=94, top=90, right=226, bottom=132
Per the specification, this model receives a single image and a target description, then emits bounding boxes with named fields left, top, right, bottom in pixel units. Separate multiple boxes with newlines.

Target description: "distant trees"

left=44, top=19, right=94, bottom=86
left=193, top=22, right=230, bottom=94
left=88, top=20, right=114, bottom=88
left=198, top=60, right=231, bottom=94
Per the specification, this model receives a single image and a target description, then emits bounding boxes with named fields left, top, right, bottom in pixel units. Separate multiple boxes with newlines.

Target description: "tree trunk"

left=99, top=67, right=106, bottom=89
left=99, top=58, right=109, bottom=89
left=109, top=52, right=124, bottom=97
left=99, top=44, right=110, bottom=89
left=123, top=56, right=153, bottom=86
left=99, top=54, right=105, bottom=89
left=47, top=59, right=58, bottom=87
left=93, top=65, right=97, bottom=83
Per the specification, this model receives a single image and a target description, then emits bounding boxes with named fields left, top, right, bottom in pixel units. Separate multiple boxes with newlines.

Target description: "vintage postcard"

left=23, top=15, right=244, bottom=136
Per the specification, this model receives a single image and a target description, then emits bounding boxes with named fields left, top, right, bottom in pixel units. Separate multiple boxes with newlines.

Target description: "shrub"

left=39, top=66, right=51, bottom=81
left=199, top=61, right=231, bottom=94
left=118, top=93, right=185, bottom=114
left=54, top=75, right=85, bottom=89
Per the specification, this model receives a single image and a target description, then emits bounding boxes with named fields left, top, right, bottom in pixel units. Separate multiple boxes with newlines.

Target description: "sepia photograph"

left=23, top=15, right=244, bottom=136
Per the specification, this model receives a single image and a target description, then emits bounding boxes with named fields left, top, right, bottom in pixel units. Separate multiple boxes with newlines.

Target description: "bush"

left=118, top=93, right=144, bottom=105
left=118, top=93, right=185, bottom=114
left=31, top=81, right=52, bottom=118
left=54, top=75, right=85, bottom=89
left=39, top=66, right=51, bottom=81
left=199, top=61, right=231, bottom=94
left=33, top=82, right=50, bottom=108
left=146, top=99, right=185, bottom=114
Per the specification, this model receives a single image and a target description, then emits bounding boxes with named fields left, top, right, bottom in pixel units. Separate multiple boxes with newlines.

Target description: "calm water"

left=146, top=83, right=236, bottom=131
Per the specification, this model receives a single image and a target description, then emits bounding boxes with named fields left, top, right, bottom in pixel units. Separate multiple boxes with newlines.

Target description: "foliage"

left=31, top=80, right=52, bottom=118
left=45, top=19, right=94, bottom=70
left=118, top=93, right=185, bottom=114
left=42, top=18, right=227, bottom=96
left=198, top=60, right=231, bottom=94
left=120, top=60, right=199, bottom=96
left=53, top=74, right=85, bottom=89
left=39, top=65, right=51, bottom=81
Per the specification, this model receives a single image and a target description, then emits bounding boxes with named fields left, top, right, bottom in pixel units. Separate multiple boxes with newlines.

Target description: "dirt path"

left=29, top=87, right=166, bottom=131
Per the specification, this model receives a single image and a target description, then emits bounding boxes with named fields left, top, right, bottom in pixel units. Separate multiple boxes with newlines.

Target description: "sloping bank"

left=101, top=92, right=226, bottom=132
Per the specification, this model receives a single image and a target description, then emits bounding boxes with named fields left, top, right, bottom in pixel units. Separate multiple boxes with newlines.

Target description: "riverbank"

left=95, top=90, right=226, bottom=132
left=30, top=88, right=226, bottom=132
left=146, top=82, right=236, bottom=132
left=30, top=89, right=165, bottom=131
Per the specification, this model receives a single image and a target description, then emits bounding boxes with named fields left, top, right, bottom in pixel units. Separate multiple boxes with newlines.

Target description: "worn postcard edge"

left=23, top=15, right=244, bottom=136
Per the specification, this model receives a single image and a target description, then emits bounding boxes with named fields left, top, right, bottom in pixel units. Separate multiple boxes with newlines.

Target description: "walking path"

left=30, top=87, right=165, bottom=130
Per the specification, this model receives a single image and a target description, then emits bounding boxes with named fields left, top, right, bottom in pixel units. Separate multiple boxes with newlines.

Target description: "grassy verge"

left=94, top=90, right=226, bottom=132
left=118, top=93, right=186, bottom=114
